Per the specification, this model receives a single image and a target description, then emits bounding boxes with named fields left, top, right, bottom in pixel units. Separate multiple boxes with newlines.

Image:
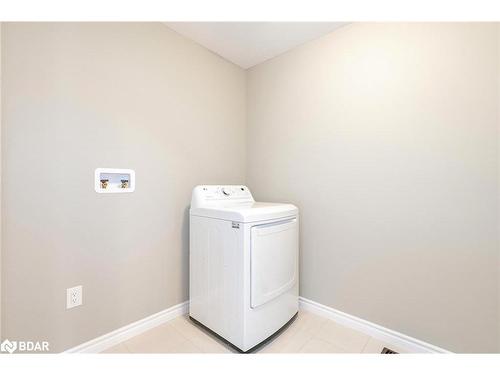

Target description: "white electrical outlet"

left=66, top=285, right=83, bottom=309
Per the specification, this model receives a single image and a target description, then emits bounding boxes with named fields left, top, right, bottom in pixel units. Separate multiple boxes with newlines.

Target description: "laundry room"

left=0, top=1, right=500, bottom=374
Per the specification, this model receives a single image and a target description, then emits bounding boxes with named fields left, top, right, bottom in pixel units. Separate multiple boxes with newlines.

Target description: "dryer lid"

left=190, top=201, right=298, bottom=223
left=190, top=185, right=298, bottom=222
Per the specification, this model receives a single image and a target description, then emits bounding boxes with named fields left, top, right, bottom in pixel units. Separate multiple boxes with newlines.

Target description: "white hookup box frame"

left=95, top=168, right=135, bottom=193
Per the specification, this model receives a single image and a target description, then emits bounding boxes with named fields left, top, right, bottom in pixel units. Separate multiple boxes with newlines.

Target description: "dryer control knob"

left=222, top=187, right=231, bottom=196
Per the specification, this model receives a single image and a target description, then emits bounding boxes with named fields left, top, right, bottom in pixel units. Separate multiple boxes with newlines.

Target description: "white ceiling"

left=164, top=22, right=347, bottom=69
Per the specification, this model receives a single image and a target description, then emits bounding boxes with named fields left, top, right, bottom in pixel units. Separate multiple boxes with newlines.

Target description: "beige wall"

left=247, top=23, right=499, bottom=353
left=1, top=23, right=246, bottom=352
left=0, top=22, right=2, bottom=340
left=498, top=23, right=500, bottom=351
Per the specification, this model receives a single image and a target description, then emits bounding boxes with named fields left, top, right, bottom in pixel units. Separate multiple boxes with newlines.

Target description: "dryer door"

left=250, top=218, right=298, bottom=309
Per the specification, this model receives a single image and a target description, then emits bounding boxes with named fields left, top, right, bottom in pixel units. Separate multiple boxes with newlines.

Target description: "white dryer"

left=189, top=185, right=299, bottom=352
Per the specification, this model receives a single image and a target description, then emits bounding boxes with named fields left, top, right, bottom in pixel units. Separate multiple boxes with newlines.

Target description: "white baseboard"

left=65, top=301, right=189, bottom=353
left=298, top=297, right=451, bottom=353
left=65, top=297, right=450, bottom=354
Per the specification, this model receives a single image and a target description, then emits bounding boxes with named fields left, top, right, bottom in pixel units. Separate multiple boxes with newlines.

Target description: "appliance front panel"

left=250, top=218, right=298, bottom=309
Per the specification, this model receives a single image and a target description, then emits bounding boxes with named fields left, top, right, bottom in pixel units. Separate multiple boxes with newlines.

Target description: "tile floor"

left=103, top=310, right=404, bottom=354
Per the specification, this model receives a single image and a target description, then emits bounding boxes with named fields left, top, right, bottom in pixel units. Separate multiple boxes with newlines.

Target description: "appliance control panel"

left=191, top=185, right=254, bottom=208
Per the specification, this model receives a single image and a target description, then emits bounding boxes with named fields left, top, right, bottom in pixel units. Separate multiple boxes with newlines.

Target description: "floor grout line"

left=122, top=341, right=133, bottom=353
left=295, top=337, right=314, bottom=353
left=166, top=319, right=206, bottom=353
left=169, top=317, right=235, bottom=353
left=360, top=336, right=371, bottom=353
